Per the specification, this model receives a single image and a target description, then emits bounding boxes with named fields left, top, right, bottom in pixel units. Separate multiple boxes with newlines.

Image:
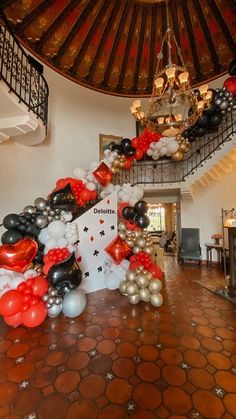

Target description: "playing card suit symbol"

left=107, top=199, right=110, bottom=204
left=90, top=236, right=94, bottom=242
left=100, top=219, right=104, bottom=224
left=47, top=253, right=82, bottom=296
left=0, top=238, right=38, bottom=273
left=48, top=183, right=77, bottom=212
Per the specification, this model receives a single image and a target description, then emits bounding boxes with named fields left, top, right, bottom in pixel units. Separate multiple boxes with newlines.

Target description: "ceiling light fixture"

left=130, top=0, right=213, bottom=137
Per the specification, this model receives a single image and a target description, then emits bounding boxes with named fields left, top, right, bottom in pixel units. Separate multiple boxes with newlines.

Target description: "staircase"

left=114, top=109, right=236, bottom=200
left=0, top=16, right=48, bottom=145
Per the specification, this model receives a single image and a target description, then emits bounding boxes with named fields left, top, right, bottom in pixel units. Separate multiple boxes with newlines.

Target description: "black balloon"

left=204, top=103, right=218, bottom=116
left=1, top=229, right=23, bottom=245
left=3, top=214, right=20, bottom=229
left=196, top=114, right=209, bottom=127
left=124, top=146, right=136, bottom=157
left=210, top=113, right=222, bottom=127
left=48, top=183, right=77, bottom=212
left=122, top=206, right=135, bottom=221
left=196, top=126, right=206, bottom=137
left=47, top=253, right=82, bottom=296
left=134, top=200, right=149, bottom=216
left=121, top=138, right=131, bottom=148
left=136, top=215, right=150, bottom=229
left=34, top=250, right=44, bottom=264
left=111, top=144, right=123, bottom=153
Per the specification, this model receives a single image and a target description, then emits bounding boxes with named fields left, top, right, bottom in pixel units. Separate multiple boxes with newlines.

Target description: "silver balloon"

left=23, top=205, right=37, bottom=214
left=133, top=245, right=141, bottom=254
left=42, top=294, right=49, bottom=302
left=55, top=298, right=62, bottom=305
left=119, top=280, right=128, bottom=294
left=50, top=210, right=56, bottom=216
left=136, top=274, right=149, bottom=288
left=214, top=98, right=222, bottom=106
left=62, top=289, right=86, bottom=318
left=34, top=197, right=47, bottom=211
left=47, top=215, right=53, bottom=222
left=49, top=288, right=58, bottom=296
left=126, top=270, right=136, bottom=281
left=126, top=239, right=134, bottom=248
left=139, top=287, right=151, bottom=302
left=55, top=215, right=60, bottom=220
left=46, top=302, right=52, bottom=309
left=219, top=101, right=229, bottom=111
left=48, top=303, right=62, bottom=318
left=48, top=297, right=55, bottom=305
left=118, top=222, right=127, bottom=232
left=119, top=232, right=127, bottom=241
left=150, top=293, right=163, bottom=307
left=36, top=215, right=48, bottom=228
left=46, top=206, right=51, bottom=211
left=144, top=246, right=153, bottom=255
left=137, top=238, right=146, bottom=248
left=148, top=279, right=162, bottom=293
left=129, top=294, right=140, bottom=304
left=126, top=282, right=139, bottom=296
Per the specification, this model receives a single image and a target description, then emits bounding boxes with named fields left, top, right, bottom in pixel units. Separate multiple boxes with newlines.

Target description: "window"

left=147, top=205, right=165, bottom=232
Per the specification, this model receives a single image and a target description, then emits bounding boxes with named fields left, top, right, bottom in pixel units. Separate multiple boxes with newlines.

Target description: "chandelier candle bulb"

left=178, top=71, right=189, bottom=85
left=199, top=84, right=209, bottom=96
left=133, top=100, right=141, bottom=109
left=166, top=66, right=176, bottom=82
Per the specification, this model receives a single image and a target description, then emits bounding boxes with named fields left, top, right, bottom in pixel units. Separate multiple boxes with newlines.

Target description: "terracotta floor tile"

left=77, top=337, right=97, bottom=351
left=11, top=388, right=41, bottom=416
left=0, top=382, right=17, bottom=406
left=67, top=351, right=90, bottom=370
left=117, top=342, right=137, bottom=358
left=27, top=346, right=49, bottom=362
left=106, top=378, right=132, bottom=404
left=112, top=358, right=135, bottom=378
left=193, top=389, right=224, bottom=418
left=163, top=387, right=192, bottom=414
left=8, top=363, right=34, bottom=383
left=215, top=371, right=236, bottom=392
left=139, top=331, right=158, bottom=345
left=0, top=405, right=9, bottom=417
left=161, top=348, right=183, bottom=365
left=207, top=352, right=232, bottom=370
left=138, top=345, right=159, bottom=361
left=196, top=325, right=215, bottom=337
left=97, top=339, right=116, bottom=355
left=55, top=370, right=80, bottom=393
left=0, top=339, right=11, bottom=353
left=130, top=410, right=157, bottom=419
left=85, top=325, right=102, bottom=337
left=88, top=354, right=112, bottom=375
left=98, top=404, right=128, bottom=419
left=215, top=328, right=235, bottom=340
left=31, top=365, right=57, bottom=388
left=224, top=394, right=236, bottom=417
left=184, top=350, right=207, bottom=368
left=137, top=361, right=160, bottom=382
left=187, top=368, right=215, bottom=389
left=46, top=350, right=68, bottom=366
left=162, top=365, right=186, bottom=386
left=38, top=394, right=69, bottom=419
left=180, top=336, right=200, bottom=350
left=80, top=374, right=106, bottom=399
left=159, top=334, right=179, bottom=347
left=134, top=383, right=161, bottom=409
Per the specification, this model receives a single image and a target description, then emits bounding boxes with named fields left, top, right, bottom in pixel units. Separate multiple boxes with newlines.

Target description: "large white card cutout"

left=74, top=192, right=117, bottom=293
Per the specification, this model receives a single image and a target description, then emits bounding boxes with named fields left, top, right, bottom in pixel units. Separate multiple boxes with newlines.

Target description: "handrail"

left=0, top=14, right=48, bottom=129
left=114, top=110, right=236, bottom=186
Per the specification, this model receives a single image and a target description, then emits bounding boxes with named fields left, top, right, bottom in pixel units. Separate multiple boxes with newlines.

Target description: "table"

left=205, top=243, right=223, bottom=265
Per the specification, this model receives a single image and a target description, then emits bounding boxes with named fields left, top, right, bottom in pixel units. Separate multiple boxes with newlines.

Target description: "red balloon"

left=129, top=261, right=142, bottom=270
left=93, top=162, right=113, bottom=187
left=4, top=311, right=22, bottom=327
left=105, top=236, right=132, bottom=265
left=32, top=276, right=48, bottom=297
left=149, top=264, right=164, bottom=280
left=223, top=76, right=236, bottom=95
left=0, top=290, right=23, bottom=316
left=135, top=149, right=144, bottom=160
left=0, top=238, right=38, bottom=273
left=22, top=302, right=47, bottom=328
left=80, top=189, right=92, bottom=202
left=124, top=220, right=138, bottom=231
left=43, top=261, right=55, bottom=275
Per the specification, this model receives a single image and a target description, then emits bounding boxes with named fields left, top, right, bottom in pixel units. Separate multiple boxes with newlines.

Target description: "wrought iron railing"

left=0, top=16, right=48, bottom=128
left=114, top=110, right=236, bottom=186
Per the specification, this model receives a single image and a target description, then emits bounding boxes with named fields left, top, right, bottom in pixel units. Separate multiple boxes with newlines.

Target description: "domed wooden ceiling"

left=1, top=0, right=236, bottom=96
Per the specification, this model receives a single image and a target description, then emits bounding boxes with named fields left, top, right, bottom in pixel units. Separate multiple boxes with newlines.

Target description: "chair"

left=178, top=228, right=202, bottom=265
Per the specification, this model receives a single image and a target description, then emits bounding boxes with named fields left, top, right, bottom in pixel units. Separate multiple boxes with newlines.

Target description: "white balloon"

left=48, top=303, right=62, bottom=318
left=89, top=161, right=99, bottom=171
left=62, top=289, right=86, bottom=318
left=105, top=273, right=121, bottom=290
left=38, top=228, right=50, bottom=245
left=60, top=211, right=73, bottom=222
left=45, top=238, right=58, bottom=250
left=160, top=146, right=168, bottom=156
left=24, top=269, right=38, bottom=279
left=0, top=275, right=12, bottom=295
left=48, top=221, right=66, bottom=239
left=73, top=168, right=86, bottom=179
left=86, top=182, right=96, bottom=191
left=167, top=140, right=179, bottom=154
left=11, top=276, right=25, bottom=289
left=57, top=237, right=69, bottom=248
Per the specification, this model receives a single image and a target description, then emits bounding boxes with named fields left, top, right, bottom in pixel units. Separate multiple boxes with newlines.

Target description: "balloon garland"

left=0, top=76, right=234, bottom=328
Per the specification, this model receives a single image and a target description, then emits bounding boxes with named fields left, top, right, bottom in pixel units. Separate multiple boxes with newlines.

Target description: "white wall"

left=181, top=169, right=236, bottom=260
left=0, top=65, right=137, bottom=222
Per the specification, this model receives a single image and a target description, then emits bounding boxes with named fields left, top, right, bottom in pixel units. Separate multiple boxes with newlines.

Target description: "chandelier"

left=130, top=0, right=213, bottom=138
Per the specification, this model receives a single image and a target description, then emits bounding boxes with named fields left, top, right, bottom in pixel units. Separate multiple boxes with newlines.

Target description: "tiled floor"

left=0, top=259, right=236, bottom=418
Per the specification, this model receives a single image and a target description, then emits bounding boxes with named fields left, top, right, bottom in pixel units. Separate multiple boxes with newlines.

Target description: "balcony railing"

left=114, top=110, right=236, bottom=186
left=0, top=16, right=48, bottom=128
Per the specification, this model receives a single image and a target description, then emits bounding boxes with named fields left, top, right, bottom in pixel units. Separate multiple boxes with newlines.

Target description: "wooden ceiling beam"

left=53, top=0, right=94, bottom=67
left=193, top=0, right=221, bottom=73
left=117, top=5, right=139, bottom=92
left=70, top=0, right=110, bottom=76
left=15, top=0, right=55, bottom=35
left=35, top=0, right=79, bottom=54
left=132, top=6, right=148, bottom=92
left=170, top=0, right=182, bottom=67
left=101, top=2, right=130, bottom=88
left=86, top=1, right=122, bottom=82
left=148, top=5, right=158, bottom=93
left=205, top=0, right=236, bottom=52
left=181, top=0, right=202, bottom=82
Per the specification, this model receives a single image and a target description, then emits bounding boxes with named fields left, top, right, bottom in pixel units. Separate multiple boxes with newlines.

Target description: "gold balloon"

left=150, top=293, right=163, bottom=307
left=172, top=151, right=184, bottom=161
left=139, top=287, right=151, bottom=302
left=147, top=272, right=153, bottom=280
left=136, top=274, right=149, bottom=288
left=133, top=245, right=141, bottom=254
left=129, top=294, right=140, bottom=304
left=144, top=246, right=153, bottom=255
left=119, top=280, right=128, bottom=294
left=148, top=279, right=162, bottom=293
left=179, top=143, right=188, bottom=153
left=126, top=282, right=139, bottom=296
left=137, top=238, right=146, bottom=248
left=119, top=232, right=126, bottom=240
left=134, top=230, right=142, bottom=239
left=118, top=222, right=127, bottom=231
left=113, top=159, right=121, bottom=168
left=126, top=270, right=136, bottom=281
left=111, top=167, right=119, bottom=174
left=126, top=239, right=135, bottom=248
